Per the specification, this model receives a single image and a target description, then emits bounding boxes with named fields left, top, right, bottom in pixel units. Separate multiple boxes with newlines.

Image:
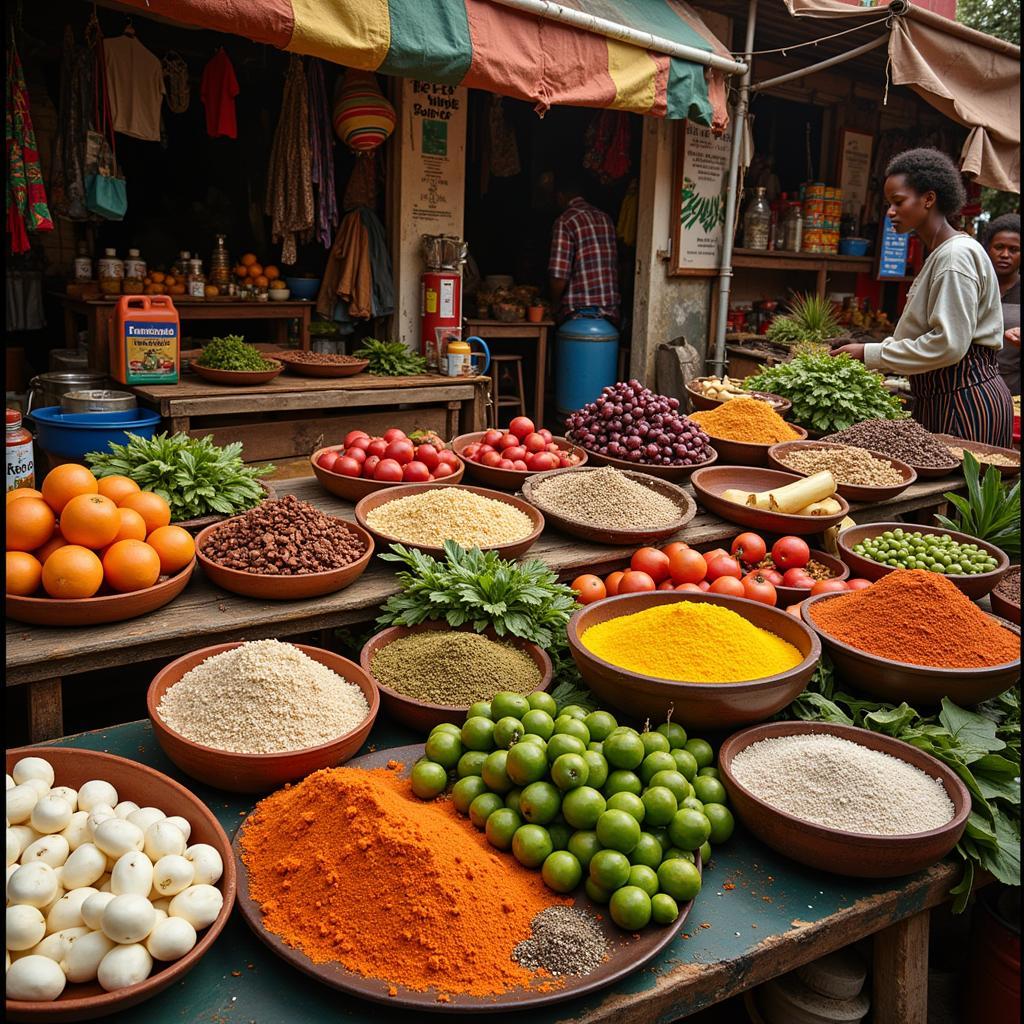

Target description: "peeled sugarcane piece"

left=764, top=471, right=837, bottom=513
left=795, top=497, right=844, bottom=516
left=722, top=488, right=755, bottom=506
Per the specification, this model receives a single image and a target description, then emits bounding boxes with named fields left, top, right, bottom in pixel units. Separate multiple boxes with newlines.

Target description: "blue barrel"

left=555, top=309, right=619, bottom=415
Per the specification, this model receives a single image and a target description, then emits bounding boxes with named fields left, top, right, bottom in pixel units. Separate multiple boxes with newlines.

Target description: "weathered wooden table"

left=465, top=317, right=553, bottom=425
left=6, top=475, right=958, bottom=741
left=130, top=373, right=491, bottom=463
left=41, top=718, right=961, bottom=1024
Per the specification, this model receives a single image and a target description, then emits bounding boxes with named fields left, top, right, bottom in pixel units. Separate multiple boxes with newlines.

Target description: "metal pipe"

left=751, top=33, right=890, bottom=92
left=487, top=0, right=748, bottom=76
left=710, top=0, right=759, bottom=377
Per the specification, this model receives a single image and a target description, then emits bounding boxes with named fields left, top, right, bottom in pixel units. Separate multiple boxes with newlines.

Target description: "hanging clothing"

left=583, top=111, right=631, bottom=185
left=162, top=52, right=190, bottom=114
left=265, top=56, right=314, bottom=265
left=6, top=270, right=45, bottom=331
left=200, top=48, right=238, bottom=139
left=317, top=206, right=393, bottom=329
left=103, top=33, right=164, bottom=141
left=306, top=59, right=338, bottom=249
left=51, top=26, right=92, bottom=222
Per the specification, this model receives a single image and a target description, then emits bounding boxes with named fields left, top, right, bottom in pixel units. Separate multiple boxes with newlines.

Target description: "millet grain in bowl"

left=531, top=466, right=683, bottom=529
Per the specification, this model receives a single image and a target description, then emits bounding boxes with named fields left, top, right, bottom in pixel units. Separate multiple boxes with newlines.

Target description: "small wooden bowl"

left=521, top=467, right=696, bottom=545
left=311, top=445, right=465, bottom=502
left=195, top=520, right=373, bottom=600
left=574, top=443, right=719, bottom=482
left=903, top=459, right=961, bottom=479
left=686, top=378, right=792, bottom=417
left=933, top=433, right=1021, bottom=479
left=690, top=466, right=850, bottom=537
left=275, top=354, right=369, bottom=378
left=766, top=549, right=850, bottom=606
left=567, top=591, right=820, bottom=729
left=838, top=522, right=1009, bottom=600
left=5, top=560, right=195, bottom=627
left=190, top=360, right=284, bottom=385
left=767, top=440, right=917, bottom=502
left=4, top=745, right=235, bottom=1022
left=172, top=479, right=276, bottom=534
left=990, top=573, right=1020, bottom=626
left=360, top=621, right=552, bottom=732
left=450, top=432, right=588, bottom=491
left=354, top=483, right=544, bottom=559
left=147, top=642, right=380, bottom=792
left=693, top=425, right=810, bottom=468
left=718, top=721, right=971, bottom=878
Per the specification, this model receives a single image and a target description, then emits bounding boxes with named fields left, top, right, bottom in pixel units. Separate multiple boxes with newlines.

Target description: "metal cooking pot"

left=27, top=372, right=111, bottom=416
left=61, top=390, right=137, bottom=414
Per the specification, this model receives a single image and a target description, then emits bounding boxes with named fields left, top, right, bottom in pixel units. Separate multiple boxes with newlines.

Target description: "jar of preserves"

left=186, top=259, right=206, bottom=298
left=743, top=187, right=771, bottom=250
left=98, top=249, right=124, bottom=295
left=171, top=250, right=191, bottom=279
left=6, top=409, right=34, bottom=491
left=782, top=202, right=804, bottom=252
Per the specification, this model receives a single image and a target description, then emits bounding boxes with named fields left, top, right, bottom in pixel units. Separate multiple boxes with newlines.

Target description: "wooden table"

left=54, top=295, right=314, bottom=372
left=41, top=717, right=967, bottom=1023
left=130, top=373, right=491, bottom=463
left=6, top=475, right=958, bottom=742
left=465, top=318, right=554, bottom=425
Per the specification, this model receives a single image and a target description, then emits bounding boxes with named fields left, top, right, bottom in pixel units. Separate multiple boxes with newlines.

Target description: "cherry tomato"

left=760, top=568, right=784, bottom=586
left=709, top=576, right=745, bottom=597
left=385, top=439, right=415, bottom=465
left=845, top=578, right=873, bottom=590
left=373, top=458, right=404, bottom=482
left=675, top=582, right=703, bottom=592
left=481, top=451, right=503, bottom=468
left=741, top=572, right=778, bottom=606
left=810, top=579, right=849, bottom=596
left=702, top=547, right=730, bottom=566
left=433, top=462, right=456, bottom=478
left=619, top=570, right=657, bottom=594
left=336, top=456, right=362, bottom=477
left=631, top=547, right=672, bottom=583
left=402, top=461, right=431, bottom=483
left=605, top=571, right=626, bottom=596
left=361, top=455, right=381, bottom=477
left=781, top=567, right=815, bottom=589
left=509, top=416, right=535, bottom=439
left=345, top=446, right=367, bottom=464
left=668, top=548, right=707, bottom=585
left=696, top=580, right=711, bottom=591
left=317, top=450, right=340, bottom=472
left=366, top=438, right=388, bottom=459
left=415, top=444, right=440, bottom=471
left=572, top=574, right=607, bottom=604
left=771, top=536, right=810, bottom=570
left=382, top=428, right=407, bottom=443
left=661, top=542, right=689, bottom=561
left=524, top=432, right=548, bottom=453
left=344, top=430, right=370, bottom=447
left=706, top=555, right=742, bottom=581
left=731, top=532, right=767, bottom=566
left=483, top=429, right=504, bottom=447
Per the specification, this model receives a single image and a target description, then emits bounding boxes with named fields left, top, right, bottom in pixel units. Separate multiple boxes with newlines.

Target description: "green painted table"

left=45, top=720, right=957, bottom=1024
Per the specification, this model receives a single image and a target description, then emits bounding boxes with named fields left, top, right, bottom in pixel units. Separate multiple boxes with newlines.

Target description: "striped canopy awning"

left=118, top=0, right=736, bottom=129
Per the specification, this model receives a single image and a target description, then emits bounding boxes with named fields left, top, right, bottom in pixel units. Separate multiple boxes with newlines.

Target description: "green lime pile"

left=411, top=691, right=734, bottom=932
left=853, top=528, right=999, bottom=575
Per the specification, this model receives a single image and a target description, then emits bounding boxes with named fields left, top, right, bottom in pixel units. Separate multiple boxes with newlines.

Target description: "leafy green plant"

left=744, top=351, right=906, bottom=433
left=765, top=293, right=842, bottom=347
left=85, top=432, right=273, bottom=520
left=354, top=337, right=428, bottom=377
left=936, top=451, right=1020, bottom=557
left=196, top=335, right=276, bottom=371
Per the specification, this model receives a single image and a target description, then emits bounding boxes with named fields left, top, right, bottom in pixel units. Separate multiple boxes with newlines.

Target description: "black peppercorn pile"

left=202, top=495, right=366, bottom=574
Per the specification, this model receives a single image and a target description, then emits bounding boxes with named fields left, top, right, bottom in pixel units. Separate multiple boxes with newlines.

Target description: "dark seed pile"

left=823, top=419, right=957, bottom=468
left=279, top=351, right=365, bottom=365
left=201, top=495, right=366, bottom=575
left=512, top=907, right=609, bottom=977
left=994, top=566, right=1020, bottom=607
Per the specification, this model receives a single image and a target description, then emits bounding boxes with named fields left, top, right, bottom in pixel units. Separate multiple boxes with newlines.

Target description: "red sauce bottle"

left=6, top=408, right=35, bottom=491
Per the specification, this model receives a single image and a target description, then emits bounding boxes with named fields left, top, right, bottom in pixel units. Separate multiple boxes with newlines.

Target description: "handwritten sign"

left=837, top=129, right=873, bottom=224
left=877, top=216, right=909, bottom=279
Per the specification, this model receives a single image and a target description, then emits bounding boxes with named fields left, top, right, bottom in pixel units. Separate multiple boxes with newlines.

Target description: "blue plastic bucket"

left=29, top=406, right=161, bottom=461
left=555, top=310, right=619, bottom=415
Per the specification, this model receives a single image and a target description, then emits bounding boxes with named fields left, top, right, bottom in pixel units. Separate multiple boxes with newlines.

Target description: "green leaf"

left=939, top=699, right=1006, bottom=754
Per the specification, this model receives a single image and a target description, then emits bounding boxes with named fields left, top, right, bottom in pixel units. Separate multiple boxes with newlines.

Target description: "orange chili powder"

left=239, top=764, right=568, bottom=997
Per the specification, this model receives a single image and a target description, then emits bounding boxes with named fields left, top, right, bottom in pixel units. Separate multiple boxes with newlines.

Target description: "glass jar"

left=209, top=234, right=231, bottom=292
left=782, top=202, right=804, bottom=252
left=743, top=187, right=771, bottom=250
left=97, top=248, right=124, bottom=295
left=6, top=409, right=34, bottom=491
left=73, top=243, right=93, bottom=282
left=186, top=258, right=207, bottom=298
left=171, top=250, right=191, bottom=279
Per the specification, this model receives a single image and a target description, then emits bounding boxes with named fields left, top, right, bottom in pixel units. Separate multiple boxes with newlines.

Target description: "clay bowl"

left=354, top=483, right=545, bottom=559
left=360, top=621, right=552, bottom=732
left=275, top=353, right=369, bottom=378
left=838, top=522, right=1009, bottom=600
left=520, top=466, right=697, bottom=545
left=801, top=591, right=1021, bottom=705
left=190, top=360, right=283, bottom=385
left=692, top=425, right=810, bottom=468
left=172, top=479, right=276, bottom=534
left=766, top=440, right=917, bottom=503
left=576, top=443, right=719, bottom=482
left=195, top=519, right=373, bottom=599
left=311, top=445, right=465, bottom=502
left=5, top=560, right=195, bottom=627
left=147, top=642, right=380, bottom=792
left=686, top=378, right=792, bottom=417
left=903, top=457, right=961, bottom=479
left=690, top=466, right=850, bottom=536
left=567, top=590, right=820, bottom=729
left=767, top=549, right=850, bottom=607
left=450, top=432, right=588, bottom=491
left=4, top=745, right=235, bottom=1022
left=718, top=721, right=971, bottom=878
left=932, top=433, right=1021, bottom=479
left=990, top=571, right=1020, bottom=626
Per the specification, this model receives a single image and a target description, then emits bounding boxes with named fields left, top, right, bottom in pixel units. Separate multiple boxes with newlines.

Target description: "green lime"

left=681, top=796, right=706, bottom=813
left=585, top=878, right=611, bottom=904
left=560, top=704, right=590, bottom=721
left=481, top=750, right=514, bottom=793
left=639, top=750, right=678, bottom=786
left=411, top=760, right=448, bottom=799
left=561, top=786, right=607, bottom=830
left=604, top=770, right=643, bottom=797
left=627, top=864, right=659, bottom=897
left=457, top=750, right=488, bottom=778
left=639, top=731, right=671, bottom=756
left=584, top=710, right=618, bottom=742
left=668, top=808, right=711, bottom=851
left=541, top=850, right=582, bottom=893
left=451, top=775, right=488, bottom=814
left=603, top=729, right=645, bottom=770
left=546, top=733, right=587, bottom=763
left=527, top=691, right=557, bottom=716
left=647, top=826, right=670, bottom=852
left=461, top=716, right=496, bottom=751
left=702, top=804, right=735, bottom=845
left=430, top=722, right=462, bottom=738
left=698, top=841, right=712, bottom=866
left=683, top=738, right=714, bottom=770
left=610, top=885, right=652, bottom=930
left=553, top=716, right=591, bottom=745
left=657, top=858, right=701, bottom=902
left=547, top=822, right=572, bottom=851
left=519, top=781, right=562, bottom=825
left=589, top=848, right=631, bottom=890
left=651, top=893, right=679, bottom=925
left=641, top=786, right=678, bottom=827
left=661, top=847, right=694, bottom=862
left=505, top=741, right=550, bottom=786
left=469, top=792, right=505, bottom=830
left=518, top=734, right=547, bottom=755
left=582, top=750, right=609, bottom=790
left=491, top=691, right=531, bottom=720
left=505, top=787, right=523, bottom=813
left=588, top=741, right=604, bottom=754
left=468, top=701, right=492, bottom=720
left=493, top=715, right=525, bottom=748
left=511, top=824, right=553, bottom=869
left=629, top=832, right=664, bottom=869
left=551, top=753, right=590, bottom=791
left=607, top=791, right=646, bottom=824
left=657, top=722, right=688, bottom=748
left=671, top=748, right=699, bottom=781
left=568, top=830, right=601, bottom=870
left=424, top=731, right=463, bottom=770
left=697, top=767, right=720, bottom=779
left=596, top=809, right=641, bottom=854
left=521, top=709, right=555, bottom=740
left=485, top=808, right=523, bottom=850
left=649, top=769, right=690, bottom=804
left=692, top=776, right=727, bottom=806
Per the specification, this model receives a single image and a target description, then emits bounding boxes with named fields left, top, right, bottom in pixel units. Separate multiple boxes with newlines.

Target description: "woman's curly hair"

left=885, top=148, right=967, bottom=215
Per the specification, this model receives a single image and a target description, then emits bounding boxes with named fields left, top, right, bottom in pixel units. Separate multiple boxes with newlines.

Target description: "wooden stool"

left=490, top=354, right=527, bottom=423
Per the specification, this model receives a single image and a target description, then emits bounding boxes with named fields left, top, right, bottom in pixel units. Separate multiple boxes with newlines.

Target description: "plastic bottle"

left=743, top=188, right=771, bottom=250
left=98, top=249, right=124, bottom=295
left=124, top=248, right=147, bottom=280
left=73, top=243, right=93, bottom=282
left=6, top=409, right=34, bottom=491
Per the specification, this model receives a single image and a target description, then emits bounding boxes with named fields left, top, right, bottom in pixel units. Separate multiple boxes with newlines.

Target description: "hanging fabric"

left=200, top=48, right=238, bottom=138
left=162, top=52, right=190, bottom=114
left=306, top=58, right=338, bottom=249
left=487, top=95, right=520, bottom=178
left=84, top=29, right=127, bottom=220
left=616, top=179, right=638, bottom=248
left=342, top=156, right=378, bottom=211
left=103, top=30, right=164, bottom=141
left=317, top=205, right=393, bottom=329
left=51, top=26, right=93, bottom=221
left=583, top=110, right=631, bottom=185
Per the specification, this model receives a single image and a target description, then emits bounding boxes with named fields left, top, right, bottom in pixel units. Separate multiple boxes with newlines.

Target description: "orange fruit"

left=263, top=265, right=279, bottom=281
left=146, top=525, right=195, bottom=574
left=96, top=475, right=141, bottom=506
left=41, top=464, right=99, bottom=514
left=204, top=285, right=220, bottom=298
left=6, top=497, right=56, bottom=552
left=234, top=264, right=248, bottom=279
left=6, top=551, right=43, bottom=596
left=110, top=507, right=148, bottom=544
left=60, top=494, right=120, bottom=549
left=253, top=275, right=269, bottom=289
left=6, top=487, right=43, bottom=504
left=247, top=262, right=264, bottom=279
left=41, top=545, right=104, bottom=598
left=241, top=252, right=257, bottom=267
left=151, top=271, right=166, bottom=283
left=163, top=275, right=177, bottom=288
left=118, top=491, right=172, bottom=533
left=102, top=539, right=161, bottom=593
left=171, top=284, right=186, bottom=296
left=35, top=531, right=68, bottom=564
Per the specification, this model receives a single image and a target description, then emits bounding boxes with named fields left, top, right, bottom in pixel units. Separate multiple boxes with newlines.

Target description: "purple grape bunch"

left=564, top=380, right=713, bottom=466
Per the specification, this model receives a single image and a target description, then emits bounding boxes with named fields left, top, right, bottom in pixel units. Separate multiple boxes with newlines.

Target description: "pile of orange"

left=234, top=253, right=281, bottom=292
left=6, top=466, right=196, bottom=600
left=142, top=270, right=186, bottom=297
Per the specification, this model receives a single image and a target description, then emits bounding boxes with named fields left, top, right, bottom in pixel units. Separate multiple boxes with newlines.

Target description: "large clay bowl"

left=801, top=591, right=1021, bottom=705
left=767, top=440, right=917, bottom=503
left=354, top=483, right=544, bottom=559
left=838, top=522, right=1009, bottom=600
left=450, top=432, right=587, bottom=491
left=573, top=442, right=719, bottom=482
left=521, top=467, right=696, bottom=545
left=768, top=549, right=850, bottom=607
left=147, top=643, right=379, bottom=792
left=4, top=746, right=235, bottom=1022
left=718, top=721, right=971, bottom=878
left=686, top=378, right=792, bottom=417
left=311, top=445, right=465, bottom=502
left=195, top=519, right=373, bottom=599
left=691, top=466, right=850, bottom=536
left=692, top=425, right=809, bottom=468
left=932, top=433, right=1021, bottom=480
left=190, top=361, right=283, bottom=385
left=360, top=621, right=552, bottom=733
left=567, top=591, right=820, bottom=729
left=275, top=354, right=369, bottom=378
left=5, top=560, right=195, bottom=627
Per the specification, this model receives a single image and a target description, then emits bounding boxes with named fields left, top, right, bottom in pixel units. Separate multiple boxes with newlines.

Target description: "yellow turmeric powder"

left=581, top=602, right=803, bottom=682
left=689, top=398, right=800, bottom=444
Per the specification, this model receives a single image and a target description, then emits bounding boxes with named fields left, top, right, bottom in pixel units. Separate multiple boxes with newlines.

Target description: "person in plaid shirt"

left=548, top=172, right=620, bottom=325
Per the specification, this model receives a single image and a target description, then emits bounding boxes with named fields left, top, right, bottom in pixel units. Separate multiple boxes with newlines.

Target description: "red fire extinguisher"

left=421, top=270, right=462, bottom=371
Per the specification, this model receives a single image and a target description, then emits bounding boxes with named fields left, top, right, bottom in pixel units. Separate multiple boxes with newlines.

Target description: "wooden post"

left=872, top=910, right=930, bottom=1024
left=28, top=679, right=63, bottom=742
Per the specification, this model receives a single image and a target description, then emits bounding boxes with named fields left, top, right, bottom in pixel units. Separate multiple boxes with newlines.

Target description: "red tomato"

left=509, top=416, right=535, bottom=440
left=374, top=459, right=404, bottom=482
left=558, top=456, right=575, bottom=468
left=433, top=462, right=455, bottom=478
left=497, top=434, right=518, bottom=451
left=366, top=438, right=388, bottom=459
left=631, top=547, right=671, bottom=583
left=512, top=460, right=529, bottom=471
left=845, top=578, right=873, bottom=590
left=345, top=446, right=367, bottom=464
left=702, top=547, right=730, bottom=566
left=336, top=456, right=362, bottom=478
left=346, top=435, right=372, bottom=452
left=760, top=568, right=784, bottom=586
left=771, top=536, right=811, bottom=570
left=382, top=428, right=407, bottom=443
left=619, top=570, right=656, bottom=594
left=481, top=451, right=503, bottom=468
left=706, top=555, right=742, bottom=581
left=668, top=548, right=707, bottom=585
left=661, top=542, right=689, bottom=560
left=675, top=582, right=703, bottom=592
left=810, top=579, right=849, bottom=596
left=415, top=444, right=440, bottom=471
left=344, top=430, right=369, bottom=447
left=402, top=461, right=431, bottom=483
left=742, top=572, right=778, bottom=606
left=498, top=459, right=516, bottom=470
left=538, top=428, right=553, bottom=443
left=709, top=576, right=745, bottom=597
left=483, top=429, right=504, bottom=447
left=572, top=574, right=607, bottom=605
left=476, top=445, right=494, bottom=457
left=658, top=579, right=676, bottom=590
left=781, top=567, right=814, bottom=589
left=696, top=580, right=711, bottom=591
left=437, top=450, right=460, bottom=468
left=385, top=440, right=415, bottom=465
left=504, top=446, right=528, bottom=462
left=361, top=455, right=381, bottom=477
left=524, top=432, right=548, bottom=453
left=604, top=571, right=626, bottom=596
left=731, top=532, right=767, bottom=566
left=317, top=450, right=340, bottom=472
left=545, top=442, right=560, bottom=453
left=527, top=452, right=558, bottom=471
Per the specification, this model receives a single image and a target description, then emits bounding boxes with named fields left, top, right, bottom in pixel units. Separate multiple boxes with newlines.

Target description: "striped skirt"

left=911, top=346, right=1014, bottom=447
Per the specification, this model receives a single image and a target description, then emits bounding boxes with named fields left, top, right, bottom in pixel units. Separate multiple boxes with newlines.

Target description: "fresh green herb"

left=744, top=351, right=907, bottom=433
left=765, top=293, right=842, bottom=348
left=85, top=432, right=273, bottom=521
left=550, top=678, right=597, bottom=714
left=196, top=335, right=276, bottom=372
left=936, top=451, right=1020, bottom=557
left=354, top=338, right=428, bottom=377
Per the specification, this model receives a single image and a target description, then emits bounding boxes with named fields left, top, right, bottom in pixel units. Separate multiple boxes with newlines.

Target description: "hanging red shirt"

left=200, top=49, right=239, bottom=139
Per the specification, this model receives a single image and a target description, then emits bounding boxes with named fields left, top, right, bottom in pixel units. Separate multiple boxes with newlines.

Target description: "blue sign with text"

left=878, top=216, right=909, bottom=279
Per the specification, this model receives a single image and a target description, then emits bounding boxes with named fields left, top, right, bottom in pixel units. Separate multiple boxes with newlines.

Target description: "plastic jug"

left=109, top=295, right=180, bottom=386
left=443, top=336, right=490, bottom=378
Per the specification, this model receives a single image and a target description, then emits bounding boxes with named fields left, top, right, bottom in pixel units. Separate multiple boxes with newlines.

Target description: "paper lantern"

left=333, top=70, right=395, bottom=153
